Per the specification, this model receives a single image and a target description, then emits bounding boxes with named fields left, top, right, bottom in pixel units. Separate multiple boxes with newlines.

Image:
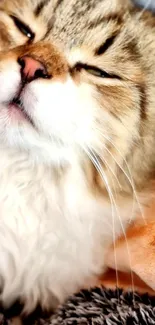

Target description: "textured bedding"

left=1, top=288, right=155, bottom=324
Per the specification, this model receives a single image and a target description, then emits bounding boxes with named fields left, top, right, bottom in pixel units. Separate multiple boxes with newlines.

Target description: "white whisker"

left=93, top=149, right=122, bottom=191
left=83, top=146, right=135, bottom=298
left=97, top=131, right=146, bottom=225
left=83, top=146, right=119, bottom=291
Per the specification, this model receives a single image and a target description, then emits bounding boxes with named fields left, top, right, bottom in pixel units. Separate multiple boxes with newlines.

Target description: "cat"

left=0, top=0, right=154, bottom=318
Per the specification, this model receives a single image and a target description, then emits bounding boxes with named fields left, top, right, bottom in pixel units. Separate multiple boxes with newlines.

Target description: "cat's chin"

left=8, top=102, right=34, bottom=127
left=0, top=102, right=34, bottom=128
left=0, top=99, right=81, bottom=165
left=0, top=121, right=75, bottom=166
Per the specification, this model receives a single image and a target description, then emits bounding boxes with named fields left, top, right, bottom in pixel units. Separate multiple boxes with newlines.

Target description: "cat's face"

left=0, top=0, right=149, bottom=180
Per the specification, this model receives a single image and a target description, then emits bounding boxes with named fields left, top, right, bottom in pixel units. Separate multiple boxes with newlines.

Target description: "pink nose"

left=18, top=56, right=47, bottom=82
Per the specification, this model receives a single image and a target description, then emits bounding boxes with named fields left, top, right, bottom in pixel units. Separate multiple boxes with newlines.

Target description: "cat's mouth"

left=8, top=96, right=34, bottom=127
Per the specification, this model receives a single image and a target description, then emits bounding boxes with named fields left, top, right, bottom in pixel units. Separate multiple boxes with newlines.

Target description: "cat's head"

left=0, top=0, right=154, bottom=190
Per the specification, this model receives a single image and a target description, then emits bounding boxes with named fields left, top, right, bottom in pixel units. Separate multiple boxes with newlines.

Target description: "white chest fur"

left=0, top=149, right=131, bottom=312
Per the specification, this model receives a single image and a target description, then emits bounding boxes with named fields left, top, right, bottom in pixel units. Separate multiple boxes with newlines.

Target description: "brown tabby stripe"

left=44, top=0, right=67, bottom=38
left=43, top=18, right=55, bottom=40
left=53, top=0, right=64, bottom=13
left=88, top=154, right=105, bottom=193
left=0, top=22, right=12, bottom=46
left=138, top=84, right=147, bottom=120
left=96, top=85, right=123, bottom=122
left=88, top=13, right=123, bottom=30
left=122, top=38, right=140, bottom=61
left=34, top=0, right=50, bottom=16
left=95, top=33, right=118, bottom=56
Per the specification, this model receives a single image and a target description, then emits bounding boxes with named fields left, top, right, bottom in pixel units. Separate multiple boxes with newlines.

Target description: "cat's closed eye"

left=10, top=15, right=35, bottom=41
left=75, top=63, right=121, bottom=80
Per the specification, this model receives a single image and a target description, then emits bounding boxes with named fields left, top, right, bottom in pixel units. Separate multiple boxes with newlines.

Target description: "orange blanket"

left=99, top=201, right=155, bottom=295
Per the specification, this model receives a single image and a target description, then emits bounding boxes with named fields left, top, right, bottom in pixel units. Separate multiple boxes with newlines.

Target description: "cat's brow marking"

left=34, top=0, right=50, bottom=16
left=88, top=13, right=123, bottom=30
left=138, top=84, right=147, bottom=121
left=53, top=0, right=64, bottom=13
left=95, top=34, right=118, bottom=56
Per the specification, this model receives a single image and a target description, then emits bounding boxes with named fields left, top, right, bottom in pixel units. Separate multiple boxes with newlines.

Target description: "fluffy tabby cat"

left=0, top=0, right=154, bottom=317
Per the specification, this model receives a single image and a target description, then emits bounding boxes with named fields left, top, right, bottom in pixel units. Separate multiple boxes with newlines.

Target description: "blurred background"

left=134, top=0, right=155, bottom=11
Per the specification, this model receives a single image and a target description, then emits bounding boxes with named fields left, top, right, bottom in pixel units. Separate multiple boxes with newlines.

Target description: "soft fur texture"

left=0, top=0, right=155, bottom=318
